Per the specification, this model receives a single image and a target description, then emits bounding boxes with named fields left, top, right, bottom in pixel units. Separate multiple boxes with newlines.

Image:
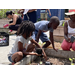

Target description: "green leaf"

left=69, top=58, right=72, bottom=61
left=71, top=63, right=74, bottom=65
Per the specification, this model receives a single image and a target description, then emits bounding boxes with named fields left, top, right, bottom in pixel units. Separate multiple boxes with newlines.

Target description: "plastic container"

left=0, top=32, right=9, bottom=46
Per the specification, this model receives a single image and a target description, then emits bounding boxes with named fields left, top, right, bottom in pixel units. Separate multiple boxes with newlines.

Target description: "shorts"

left=8, top=54, right=14, bottom=63
left=40, top=13, right=48, bottom=19
left=8, top=53, right=26, bottom=63
left=35, top=30, right=49, bottom=42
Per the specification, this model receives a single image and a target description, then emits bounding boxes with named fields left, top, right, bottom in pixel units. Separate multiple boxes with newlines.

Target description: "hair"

left=50, top=16, right=60, bottom=25
left=17, top=21, right=35, bottom=39
left=6, top=11, right=14, bottom=16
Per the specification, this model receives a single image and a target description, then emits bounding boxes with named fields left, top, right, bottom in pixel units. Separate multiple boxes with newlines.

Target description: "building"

left=37, top=9, right=65, bottom=20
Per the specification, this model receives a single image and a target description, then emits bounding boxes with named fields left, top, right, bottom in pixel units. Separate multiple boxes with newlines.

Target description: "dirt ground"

left=29, top=56, right=71, bottom=65
left=30, top=42, right=75, bottom=65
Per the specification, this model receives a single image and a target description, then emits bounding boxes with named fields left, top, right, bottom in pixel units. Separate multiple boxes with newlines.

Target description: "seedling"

left=69, top=58, right=75, bottom=65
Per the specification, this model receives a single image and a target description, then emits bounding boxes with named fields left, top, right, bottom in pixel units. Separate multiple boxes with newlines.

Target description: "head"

left=65, top=9, right=75, bottom=21
left=49, top=16, right=60, bottom=29
left=6, top=11, right=13, bottom=19
left=17, top=21, right=35, bottom=39
left=70, top=14, right=75, bottom=21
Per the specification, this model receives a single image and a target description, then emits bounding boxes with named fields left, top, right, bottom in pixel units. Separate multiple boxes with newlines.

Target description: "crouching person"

left=8, top=21, right=47, bottom=64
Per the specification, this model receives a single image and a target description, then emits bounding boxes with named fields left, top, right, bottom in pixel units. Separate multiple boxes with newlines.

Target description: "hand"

left=3, top=24, right=9, bottom=28
left=66, top=38, right=71, bottom=43
left=53, top=47, right=58, bottom=52
left=35, top=53, right=42, bottom=56
left=43, top=54, right=48, bottom=61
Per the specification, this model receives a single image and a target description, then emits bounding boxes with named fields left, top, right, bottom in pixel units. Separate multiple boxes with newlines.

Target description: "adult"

left=4, top=11, right=23, bottom=31
left=40, top=9, right=51, bottom=20
left=18, top=9, right=37, bottom=23
left=61, top=9, right=75, bottom=51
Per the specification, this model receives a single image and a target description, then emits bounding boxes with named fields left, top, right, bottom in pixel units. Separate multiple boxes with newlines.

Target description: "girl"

left=4, top=11, right=23, bottom=32
left=8, top=21, right=47, bottom=64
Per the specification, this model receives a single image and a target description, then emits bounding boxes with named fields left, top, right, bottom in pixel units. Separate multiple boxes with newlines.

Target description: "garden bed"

left=29, top=56, right=71, bottom=65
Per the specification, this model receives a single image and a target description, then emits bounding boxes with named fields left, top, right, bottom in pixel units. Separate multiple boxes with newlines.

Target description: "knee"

left=61, top=40, right=71, bottom=51
left=12, top=52, right=23, bottom=62
left=18, top=52, right=23, bottom=58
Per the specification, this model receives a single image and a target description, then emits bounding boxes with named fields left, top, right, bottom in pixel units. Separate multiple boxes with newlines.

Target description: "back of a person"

left=34, top=20, right=49, bottom=31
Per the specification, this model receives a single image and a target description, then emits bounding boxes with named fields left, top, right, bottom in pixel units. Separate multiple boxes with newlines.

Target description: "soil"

left=47, top=42, right=74, bottom=51
left=29, top=56, right=71, bottom=65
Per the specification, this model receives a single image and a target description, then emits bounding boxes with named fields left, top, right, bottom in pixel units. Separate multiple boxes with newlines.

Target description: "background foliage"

left=0, top=9, right=19, bottom=19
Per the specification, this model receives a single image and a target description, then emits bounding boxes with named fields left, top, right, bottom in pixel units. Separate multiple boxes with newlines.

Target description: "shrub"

left=0, top=9, right=19, bottom=19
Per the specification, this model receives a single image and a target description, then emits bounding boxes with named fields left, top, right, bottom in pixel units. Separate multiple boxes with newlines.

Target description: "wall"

left=36, top=9, right=65, bottom=20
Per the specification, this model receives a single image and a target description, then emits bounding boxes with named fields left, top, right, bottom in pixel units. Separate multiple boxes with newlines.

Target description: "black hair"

left=17, top=21, right=35, bottom=39
left=6, top=11, right=14, bottom=16
left=50, top=16, right=60, bottom=25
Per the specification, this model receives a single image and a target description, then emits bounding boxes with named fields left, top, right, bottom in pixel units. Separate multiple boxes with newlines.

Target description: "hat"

left=65, top=9, right=75, bottom=15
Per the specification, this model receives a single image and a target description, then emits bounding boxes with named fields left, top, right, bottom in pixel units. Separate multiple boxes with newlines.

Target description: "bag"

left=0, top=32, right=9, bottom=46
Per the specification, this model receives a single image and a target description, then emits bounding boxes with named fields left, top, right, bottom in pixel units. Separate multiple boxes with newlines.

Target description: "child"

left=8, top=21, right=47, bottom=64
left=34, top=16, right=60, bottom=51
left=40, top=9, right=51, bottom=20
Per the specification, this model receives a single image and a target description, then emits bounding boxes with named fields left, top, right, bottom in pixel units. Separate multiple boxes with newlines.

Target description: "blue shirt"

left=34, top=20, right=53, bottom=32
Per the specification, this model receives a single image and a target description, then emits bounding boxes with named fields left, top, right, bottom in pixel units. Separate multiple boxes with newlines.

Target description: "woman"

left=4, top=11, right=23, bottom=31
left=61, top=9, right=75, bottom=51
left=18, top=9, right=37, bottom=23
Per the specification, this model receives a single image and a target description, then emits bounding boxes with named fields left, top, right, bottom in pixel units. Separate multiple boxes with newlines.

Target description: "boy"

left=40, top=9, right=51, bottom=20
left=34, top=16, right=60, bottom=51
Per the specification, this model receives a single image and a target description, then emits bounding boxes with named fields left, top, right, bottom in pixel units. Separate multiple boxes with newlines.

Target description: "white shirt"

left=8, top=35, right=32, bottom=55
left=23, top=9, right=37, bottom=15
left=67, top=21, right=75, bottom=38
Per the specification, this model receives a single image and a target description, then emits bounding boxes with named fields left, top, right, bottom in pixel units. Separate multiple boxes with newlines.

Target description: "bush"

left=0, top=9, right=19, bottom=19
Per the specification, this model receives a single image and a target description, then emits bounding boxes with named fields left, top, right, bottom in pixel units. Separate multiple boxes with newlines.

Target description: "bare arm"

left=18, top=9, right=24, bottom=14
left=64, top=22, right=71, bottom=42
left=47, top=9, right=51, bottom=16
left=31, top=39, right=47, bottom=61
left=18, top=42, right=39, bottom=56
left=50, top=31, right=57, bottom=51
left=8, top=14, right=18, bottom=26
left=46, top=9, right=51, bottom=16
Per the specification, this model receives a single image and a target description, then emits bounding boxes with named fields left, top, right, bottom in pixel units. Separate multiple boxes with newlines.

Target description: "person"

left=4, top=11, right=23, bottom=32
left=18, top=9, right=37, bottom=23
left=40, top=9, right=51, bottom=20
left=8, top=21, right=47, bottom=64
left=61, top=9, right=75, bottom=51
left=34, top=16, right=60, bottom=51
left=17, top=9, right=24, bottom=19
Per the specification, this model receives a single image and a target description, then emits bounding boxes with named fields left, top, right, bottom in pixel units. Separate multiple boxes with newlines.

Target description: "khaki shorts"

left=40, top=13, right=48, bottom=19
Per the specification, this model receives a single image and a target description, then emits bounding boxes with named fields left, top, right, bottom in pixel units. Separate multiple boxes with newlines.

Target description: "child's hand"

left=35, top=53, right=41, bottom=56
left=43, top=54, right=48, bottom=61
left=53, top=48, right=58, bottom=52
left=3, top=24, right=9, bottom=28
